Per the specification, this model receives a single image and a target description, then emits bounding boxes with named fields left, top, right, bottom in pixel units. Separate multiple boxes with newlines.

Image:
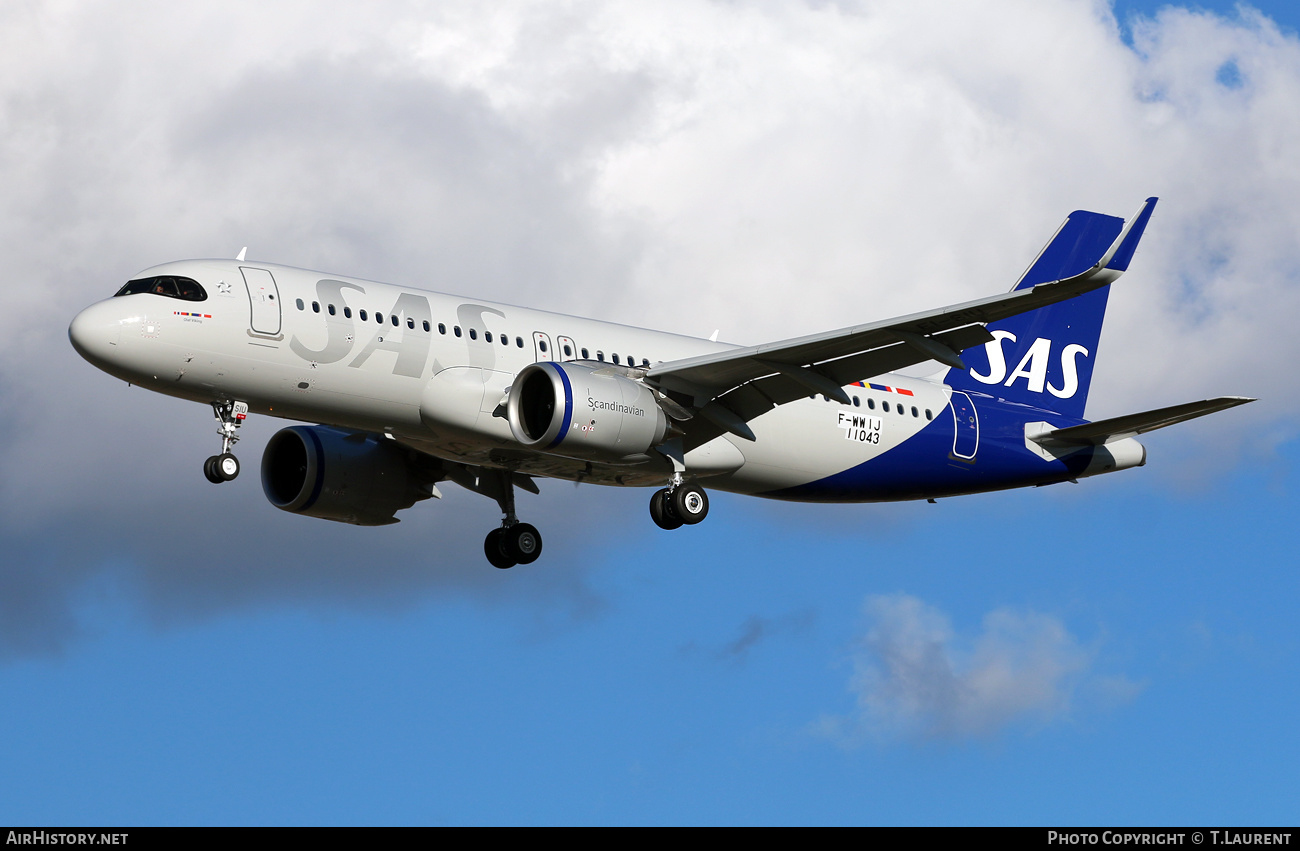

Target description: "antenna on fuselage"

left=236, top=247, right=247, bottom=262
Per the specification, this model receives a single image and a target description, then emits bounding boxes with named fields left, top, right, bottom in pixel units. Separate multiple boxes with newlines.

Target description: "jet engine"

left=260, top=426, right=432, bottom=525
left=507, top=362, right=668, bottom=463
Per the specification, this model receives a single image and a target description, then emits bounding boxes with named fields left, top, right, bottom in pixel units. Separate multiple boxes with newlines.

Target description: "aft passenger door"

left=240, top=267, right=282, bottom=337
left=949, top=391, right=979, bottom=460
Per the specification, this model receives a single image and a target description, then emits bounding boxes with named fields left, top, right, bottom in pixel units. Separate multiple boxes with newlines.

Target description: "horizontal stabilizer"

left=1032, top=396, right=1255, bottom=446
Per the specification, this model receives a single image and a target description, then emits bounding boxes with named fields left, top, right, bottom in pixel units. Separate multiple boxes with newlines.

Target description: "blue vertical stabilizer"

left=945, top=200, right=1156, bottom=419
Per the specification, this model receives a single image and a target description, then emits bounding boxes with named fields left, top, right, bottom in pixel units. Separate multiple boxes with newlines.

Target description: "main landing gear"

left=484, top=523, right=542, bottom=570
left=481, top=469, right=543, bottom=569
left=649, top=479, right=710, bottom=530
left=203, top=400, right=248, bottom=484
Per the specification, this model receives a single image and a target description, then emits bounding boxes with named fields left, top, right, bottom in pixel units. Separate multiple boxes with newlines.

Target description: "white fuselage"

left=70, top=259, right=952, bottom=496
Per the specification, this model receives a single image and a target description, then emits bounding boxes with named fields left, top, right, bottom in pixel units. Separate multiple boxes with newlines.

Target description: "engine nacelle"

left=507, top=362, right=668, bottom=463
left=260, top=426, right=431, bottom=526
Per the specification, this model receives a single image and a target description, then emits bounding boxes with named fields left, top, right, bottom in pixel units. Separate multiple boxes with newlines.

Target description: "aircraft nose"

left=69, top=300, right=123, bottom=369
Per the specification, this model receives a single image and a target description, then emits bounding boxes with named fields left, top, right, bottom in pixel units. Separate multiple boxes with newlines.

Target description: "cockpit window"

left=115, top=276, right=207, bottom=301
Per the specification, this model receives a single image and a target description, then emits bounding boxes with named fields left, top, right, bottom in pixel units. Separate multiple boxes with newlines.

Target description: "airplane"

left=69, top=197, right=1252, bottom=568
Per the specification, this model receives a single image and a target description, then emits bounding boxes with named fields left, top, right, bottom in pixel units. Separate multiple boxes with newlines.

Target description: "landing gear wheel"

left=671, top=483, right=709, bottom=525
left=215, top=452, right=240, bottom=482
left=484, top=528, right=516, bottom=569
left=650, top=488, right=683, bottom=530
left=203, top=456, right=224, bottom=484
left=505, top=523, right=543, bottom=564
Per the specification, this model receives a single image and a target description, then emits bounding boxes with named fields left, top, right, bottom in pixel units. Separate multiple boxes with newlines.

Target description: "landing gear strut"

left=649, top=479, right=709, bottom=530
left=482, top=469, right=543, bottom=569
left=203, top=400, right=248, bottom=484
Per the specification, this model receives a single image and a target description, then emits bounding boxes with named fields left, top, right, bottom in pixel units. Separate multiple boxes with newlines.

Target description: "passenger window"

left=328, top=304, right=336, bottom=315
left=454, top=326, right=462, bottom=337
left=596, top=351, right=604, bottom=362
left=485, top=331, right=493, bottom=342
left=501, top=334, right=508, bottom=346
left=642, top=358, right=650, bottom=367
left=407, top=317, right=414, bottom=329
left=911, top=406, right=918, bottom=417
left=868, top=398, right=876, bottom=410
left=613, top=354, right=620, bottom=365
left=360, top=309, right=368, bottom=321
left=883, top=401, right=890, bottom=412
left=563, top=344, right=572, bottom=357
left=925, top=409, right=932, bottom=420
left=344, top=307, right=352, bottom=319
left=581, top=348, right=589, bottom=359
left=438, top=323, right=446, bottom=334
left=539, top=339, right=547, bottom=353
left=376, top=313, right=384, bottom=324
left=853, top=396, right=860, bottom=407
left=469, top=328, right=477, bottom=340
left=423, top=320, right=430, bottom=332
left=296, top=298, right=304, bottom=310
left=516, top=337, right=524, bottom=348
left=312, top=302, right=320, bottom=313
left=392, top=315, right=400, bottom=327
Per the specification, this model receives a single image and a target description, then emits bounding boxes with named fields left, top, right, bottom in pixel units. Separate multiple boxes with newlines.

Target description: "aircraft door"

left=949, top=391, right=979, bottom=460
left=241, top=267, right=282, bottom=336
left=557, top=335, right=577, bottom=361
left=532, top=331, right=553, bottom=363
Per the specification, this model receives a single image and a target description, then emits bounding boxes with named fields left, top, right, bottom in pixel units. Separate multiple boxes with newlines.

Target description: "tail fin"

left=945, top=198, right=1157, bottom=419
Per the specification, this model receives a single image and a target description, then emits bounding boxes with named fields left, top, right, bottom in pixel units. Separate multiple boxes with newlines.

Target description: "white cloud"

left=1, top=0, right=1297, bottom=652
left=815, top=594, right=1134, bottom=743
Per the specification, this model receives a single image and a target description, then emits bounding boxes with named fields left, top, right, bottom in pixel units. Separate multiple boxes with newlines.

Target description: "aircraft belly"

left=396, top=430, right=669, bottom=486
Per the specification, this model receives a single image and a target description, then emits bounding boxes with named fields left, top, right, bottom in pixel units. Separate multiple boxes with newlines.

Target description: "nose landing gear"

left=203, top=400, right=248, bottom=484
left=203, top=452, right=240, bottom=483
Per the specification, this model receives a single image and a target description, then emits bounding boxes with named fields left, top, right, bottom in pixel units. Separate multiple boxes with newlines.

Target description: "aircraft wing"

left=645, top=198, right=1157, bottom=446
left=1030, top=397, right=1256, bottom=446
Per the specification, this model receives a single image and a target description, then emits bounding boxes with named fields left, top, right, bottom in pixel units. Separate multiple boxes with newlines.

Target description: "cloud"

left=815, top=594, right=1136, bottom=743
left=2, top=1, right=1299, bottom=656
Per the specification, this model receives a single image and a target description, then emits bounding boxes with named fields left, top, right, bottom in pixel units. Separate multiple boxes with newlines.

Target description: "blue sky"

left=1, top=1, right=1297, bottom=825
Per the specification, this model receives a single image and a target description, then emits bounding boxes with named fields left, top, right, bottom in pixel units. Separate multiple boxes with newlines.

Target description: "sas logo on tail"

left=968, top=331, right=1088, bottom=399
